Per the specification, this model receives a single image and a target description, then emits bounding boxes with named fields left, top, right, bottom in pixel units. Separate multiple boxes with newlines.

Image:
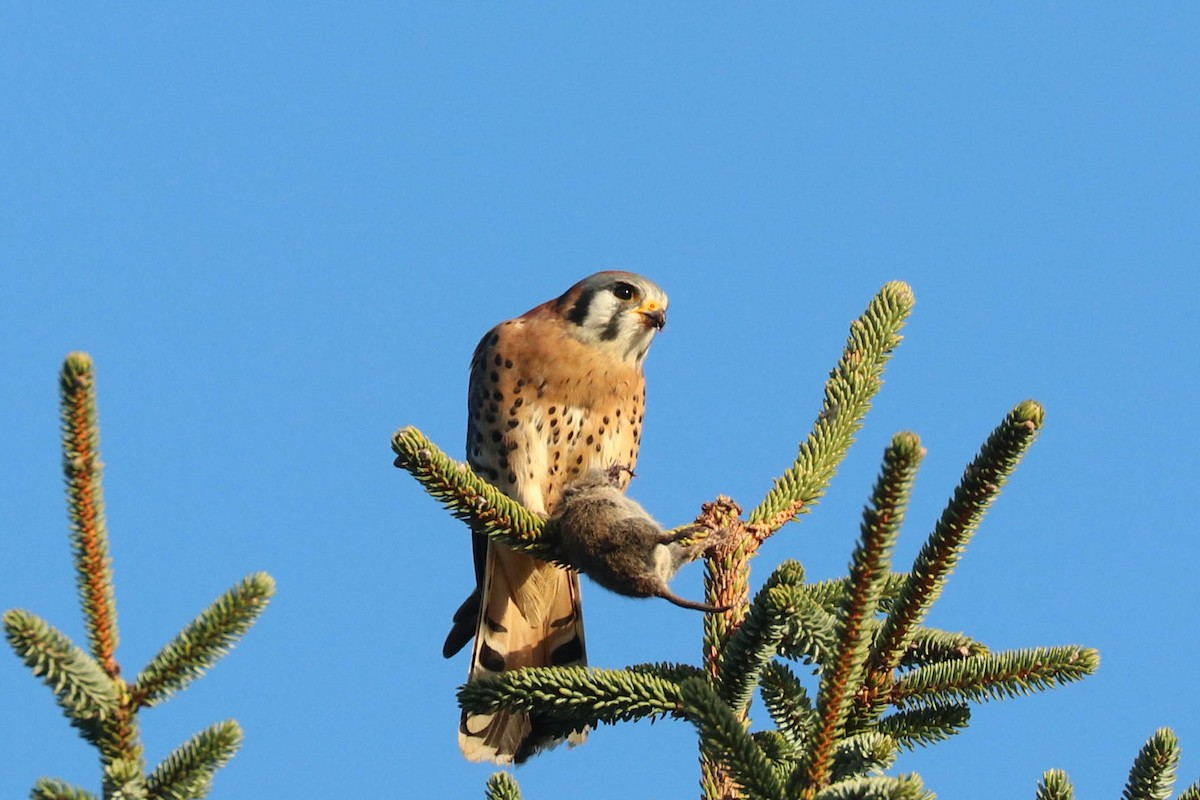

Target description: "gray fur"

left=547, top=469, right=728, bottom=613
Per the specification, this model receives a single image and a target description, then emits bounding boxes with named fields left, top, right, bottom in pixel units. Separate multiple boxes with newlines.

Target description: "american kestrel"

left=442, top=271, right=669, bottom=764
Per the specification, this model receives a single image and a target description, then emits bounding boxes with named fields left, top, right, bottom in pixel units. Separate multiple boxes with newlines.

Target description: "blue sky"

left=2, top=5, right=1197, bottom=798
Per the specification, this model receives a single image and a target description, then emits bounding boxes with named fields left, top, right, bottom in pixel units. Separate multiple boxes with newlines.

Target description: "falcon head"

left=557, top=271, right=668, bottom=364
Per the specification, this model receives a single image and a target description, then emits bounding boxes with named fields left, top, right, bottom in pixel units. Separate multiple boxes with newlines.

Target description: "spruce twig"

left=812, top=773, right=933, bottom=800
left=681, top=678, right=786, bottom=800
left=759, top=661, right=816, bottom=751
left=874, top=704, right=971, bottom=750
left=485, top=772, right=523, bottom=800
left=459, top=666, right=688, bottom=732
left=718, top=562, right=817, bottom=715
left=748, top=281, right=915, bottom=534
left=145, top=721, right=243, bottom=800
left=3, top=609, right=119, bottom=725
left=60, top=352, right=120, bottom=677
left=829, top=732, right=898, bottom=782
left=803, top=434, right=921, bottom=797
left=1036, top=770, right=1076, bottom=800
left=134, top=574, right=275, bottom=707
left=890, top=646, right=1099, bottom=707
left=870, top=401, right=1045, bottom=680
left=1122, top=729, right=1181, bottom=800
left=391, top=426, right=555, bottom=562
left=31, top=778, right=102, bottom=800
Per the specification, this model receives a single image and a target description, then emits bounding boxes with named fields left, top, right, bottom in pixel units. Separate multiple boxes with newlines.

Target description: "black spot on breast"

left=504, top=358, right=513, bottom=369
left=489, top=371, right=499, bottom=383
left=586, top=434, right=594, bottom=445
left=506, top=419, right=519, bottom=430
left=507, top=471, right=517, bottom=484
left=493, top=354, right=502, bottom=366
left=490, top=431, right=502, bottom=442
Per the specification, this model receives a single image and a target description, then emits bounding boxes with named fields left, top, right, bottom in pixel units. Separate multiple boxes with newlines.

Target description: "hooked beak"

left=637, top=301, right=667, bottom=331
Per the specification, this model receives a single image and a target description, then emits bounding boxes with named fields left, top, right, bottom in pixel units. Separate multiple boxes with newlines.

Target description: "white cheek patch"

left=581, top=293, right=621, bottom=337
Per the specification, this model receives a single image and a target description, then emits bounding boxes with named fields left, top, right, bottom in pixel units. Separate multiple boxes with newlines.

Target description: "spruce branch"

left=874, top=704, right=971, bottom=750
left=760, top=661, right=816, bottom=751
left=391, top=426, right=555, bottom=561
left=9, top=353, right=271, bottom=799
left=1122, top=728, right=1182, bottom=800
left=485, top=773, right=523, bottom=800
left=894, top=627, right=988, bottom=669
left=32, top=778, right=101, bottom=800
left=145, top=720, right=243, bottom=800
left=1036, top=770, right=1076, bottom=800
left=103, top=758, right=146, bottom=800
left=800, top=573, right=910, bottom=616
left=680, top=677, right=786, bottom=800
left=749, top=281, right=915, bottom=534
left=458, top=666, right=687, bottom=730
left=1177, top=784, right=1200, bottom=800
left=813, top=774, right=933, bottom=800
left=754, top=730, right=801, bottom=782
left=4, top=609, right=119, bottom=723
left=60, top=352, right=120, bottom=676
left=891, top=645, right=1098, bottom=708
left=830, top=732, right=898, bottom=782
left=872, top=401, right=1045, bottom=676
left=627, top=661, right=708, bottom=684
left=805, top=434, right=917, bottom=796
left=133, top=574, right=275, bottom=707
left=718, top=561, right=820, bottom=714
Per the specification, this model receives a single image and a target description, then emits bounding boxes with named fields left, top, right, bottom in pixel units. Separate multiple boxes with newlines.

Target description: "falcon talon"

left=604, top=462, right=636, bottom=484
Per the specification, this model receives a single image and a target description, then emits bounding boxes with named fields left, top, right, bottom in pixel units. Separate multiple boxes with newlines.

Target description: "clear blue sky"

left=3, top=5, right=1197, bottom=799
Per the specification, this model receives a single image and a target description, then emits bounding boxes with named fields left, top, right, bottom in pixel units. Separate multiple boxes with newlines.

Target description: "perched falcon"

left=443, top=271, right=669, bottom=764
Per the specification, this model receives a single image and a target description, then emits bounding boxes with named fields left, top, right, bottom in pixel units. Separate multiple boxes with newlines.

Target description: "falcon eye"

left=612, top=282, right=637, bottom=301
